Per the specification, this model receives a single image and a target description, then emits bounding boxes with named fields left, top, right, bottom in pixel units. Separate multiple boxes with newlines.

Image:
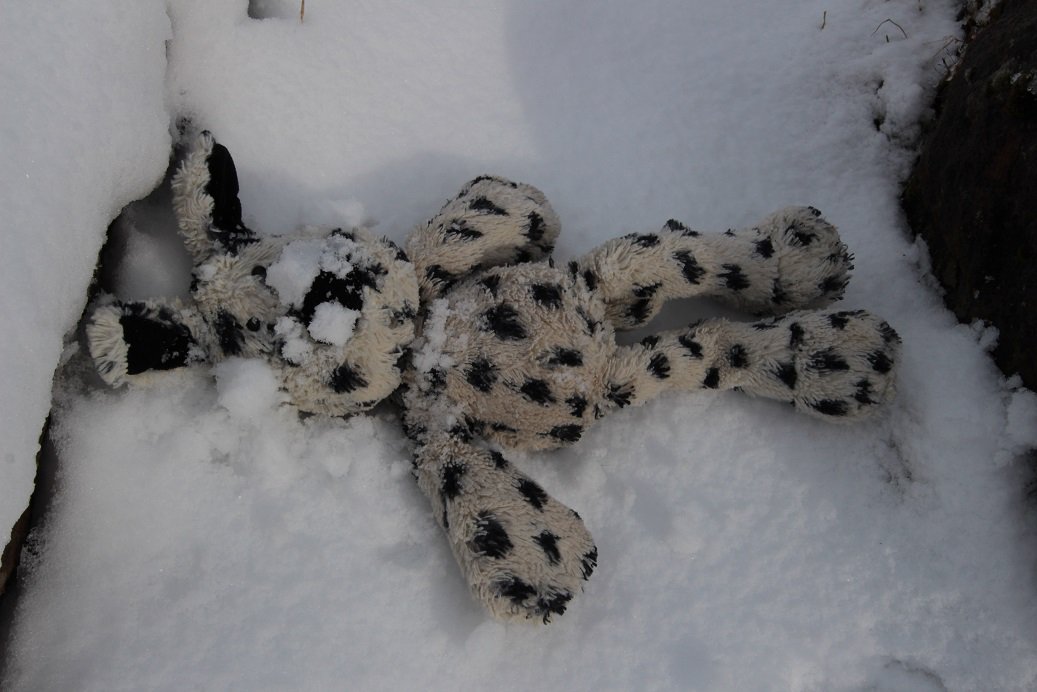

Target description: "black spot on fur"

left=204, top=143, right=257, bottom=254
left=580, top=547, right=598, bottom=579
left=819, top=274, right=847, bottom=295
left=473, top=512, right=513, bottom=558
left=703, top=368, right=721, bottom=389
left=479, top=273, right=501, bottom=295
left=679, top=333, right=703, bottom=358
left=329, top=363, right=368, bottom=393
left=752, top=320, right=779, bottom=330
left=526, top=212, right=545, bottom=242
left=513, top=248, right=534, bottom=263
left=607, top=382, right=634, bottom=408
left=648, top=352, right=671, bottom=379
left=119, top=311, right=193, bottom=375
left=491, top=421, right=518, bottom=433
left=789, top=226, right=817, bottom=246
left=627, top=300, right=652, bottom=325
left=566, top=394, right=588, bottom=418
left=469, top=196, right=509, bottom=215
left=577, top=307, right=601, bottom=334
left=381, top=237, right=409, bottom=262
left=772, top=279, right=789, bottom=305
left=488, top=450, right=509, bottom=469
left=483, top=304, right=527, bottom=340
left=754, top=238, right=775, bottom=258
left=582, top=269, right=598, bottom=291
left=445, top=220, right=484, bottom=240
left=547, top=347, right=584, bottom=367
left=520, top=378, right=556, bottom=405
left=828, top=312, right=850, bottom=329
left=808, top=348, right=850, bottom=373
left=789, top=323, right=805, bottom=348
left=810, top=399, right=849, bottom=417
left=300, top=270, right=368, bottom=322
left=440, top=461, right=466, bottom=500
left=567, top=260, right=580, bottom=279
left=251, top=265, right=267, bottom=279
left=673, top=250, right=705, bottom=284
left=214, top=310, right=244, bottom=356
left=868, top=350, right=893, bottom=374
left=465, top=357, right=498, bottom=392
left=728, top=344, right=749, bottom=368
left=390, top=303, right=417, bottom=327
left=425, top=265, right=458, bottom=292
left=538, top=592, right=572, bottom=623
left=517, top=479, right=548, bottom=510
left=720, top=264, right=750, bottom=291
left=641, top=335, right=660, bottom=348
left=665, top=219, right=699, bottom=236
left=534, top=531, right=562, bottom=565
left=880, top=322, right=900, bottom=344
left=531, top=283, right=563, bottom=309
left=496, top=575, right=536, bottom=604
left=547, top=425, right=583, bottom=443
left=855, top=379, right=876, bottom=405
left=775, top=362, right=798, bottom=389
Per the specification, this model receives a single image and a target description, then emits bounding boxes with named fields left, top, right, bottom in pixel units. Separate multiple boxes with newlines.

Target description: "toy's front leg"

left=412, top=433, right=597, bottom=622
left=86, top=299, right=212, bottom=386
left=604, top=309, right=900, bottom=422
left=570, top=207, right=853, bottom=329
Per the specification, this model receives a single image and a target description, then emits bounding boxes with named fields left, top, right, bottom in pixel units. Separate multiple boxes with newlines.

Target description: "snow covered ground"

left=4, top=0, right=1037, bottom=690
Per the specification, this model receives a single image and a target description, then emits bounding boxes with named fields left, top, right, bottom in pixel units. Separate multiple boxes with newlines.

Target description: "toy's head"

left=261, top=226, right=420, bottom=417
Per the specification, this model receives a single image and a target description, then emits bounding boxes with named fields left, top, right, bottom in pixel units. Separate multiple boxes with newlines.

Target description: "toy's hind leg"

left=570, top=207, right=853, bottom=329
left=405, top=176, right=560, bottom=302
left=412, top=433, right=597, bottom=622
left=600, top=309, right=900, bottom=423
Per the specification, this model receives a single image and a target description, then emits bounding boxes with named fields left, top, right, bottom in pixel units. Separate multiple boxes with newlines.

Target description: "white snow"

left=4, top=1, right=1037, bottom=691
left=306, top=302, right=360, bottom=346
left=0, top=2, right=170, bottom=565
left=265, top=238, right=325, bottom=306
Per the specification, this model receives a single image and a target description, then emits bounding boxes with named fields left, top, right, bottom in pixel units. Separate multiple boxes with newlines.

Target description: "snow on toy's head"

left=263, top=226, right=419, bottom=416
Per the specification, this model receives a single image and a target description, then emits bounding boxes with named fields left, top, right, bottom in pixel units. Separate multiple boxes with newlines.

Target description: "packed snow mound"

left=0, top=0, right=170, bottom=570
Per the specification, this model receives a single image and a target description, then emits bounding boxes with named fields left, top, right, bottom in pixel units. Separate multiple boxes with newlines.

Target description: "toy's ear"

left=172, top=131, right=257, bottom=262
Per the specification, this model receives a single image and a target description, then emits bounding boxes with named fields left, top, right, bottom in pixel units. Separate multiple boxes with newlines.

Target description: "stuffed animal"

left=87, top=131, right=900, bottom=622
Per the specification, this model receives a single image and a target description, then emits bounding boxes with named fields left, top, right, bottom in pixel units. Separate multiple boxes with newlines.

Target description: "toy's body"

left=88, top=132, right=899, bottom=622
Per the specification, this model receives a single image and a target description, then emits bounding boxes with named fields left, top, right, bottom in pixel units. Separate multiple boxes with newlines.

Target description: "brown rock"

left=902, top=0, right=1037, bottom=388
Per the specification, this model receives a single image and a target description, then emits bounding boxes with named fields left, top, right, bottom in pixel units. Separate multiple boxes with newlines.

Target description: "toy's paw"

left=750, top=206, right=853, bottom=312
left=406, top=175, right=561, bottom=302
left=415, top=438, right=597, bottom=622
left=727, top=308, right=900, bottom=421
left=86, top=300, right=204, bottom=386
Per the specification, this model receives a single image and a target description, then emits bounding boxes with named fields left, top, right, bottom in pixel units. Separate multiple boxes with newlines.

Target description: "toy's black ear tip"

left=203, top=140, right=244, bottom=231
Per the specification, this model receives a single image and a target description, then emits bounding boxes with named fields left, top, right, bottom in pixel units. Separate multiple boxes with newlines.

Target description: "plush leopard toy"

left=87, top=131, right=900, bottom=623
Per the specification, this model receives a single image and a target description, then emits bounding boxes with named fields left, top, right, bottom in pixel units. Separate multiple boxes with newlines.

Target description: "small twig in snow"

left=872, top=18, right=908, bottom=41
left=300, top=0, right=305, bottom=23
left=820, top=11, right=827, bottom=30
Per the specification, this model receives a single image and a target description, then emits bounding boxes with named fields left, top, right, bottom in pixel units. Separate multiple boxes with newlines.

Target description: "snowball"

left=265, top=238, right=324, bottom=307
left=213, top=358, right=285, bottom=419
left=307, top=302, right=360, bottom=345
left=273, top=316, right=313, bottom=364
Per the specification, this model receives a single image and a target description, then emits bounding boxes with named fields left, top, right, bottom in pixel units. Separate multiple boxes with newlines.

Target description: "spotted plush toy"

left=87, top=131, right=900, bottom=623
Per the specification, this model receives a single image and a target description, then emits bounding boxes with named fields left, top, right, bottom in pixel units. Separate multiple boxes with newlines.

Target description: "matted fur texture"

left=87, top=131, right=900, bottom=623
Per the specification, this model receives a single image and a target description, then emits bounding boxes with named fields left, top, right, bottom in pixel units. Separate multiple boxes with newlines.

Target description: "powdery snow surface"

left=0, top=2, right=170, bottom=568
left=5, top=1, right=1037, bottom=690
